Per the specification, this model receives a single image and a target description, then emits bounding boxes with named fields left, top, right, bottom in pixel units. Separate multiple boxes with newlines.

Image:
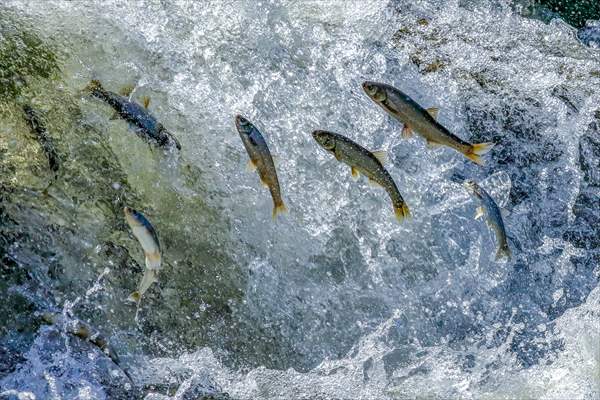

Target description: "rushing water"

left=1, top=0, right=599, bottom=399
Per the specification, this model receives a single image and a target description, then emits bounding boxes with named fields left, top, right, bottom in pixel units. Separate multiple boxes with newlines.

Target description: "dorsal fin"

left=119, top=85, right=135, bottom=97
left=141, top=96, right=151, bottom=109
left=372, top=150, right=387, bottom=164
left=426, top=107, right=439, bottom=119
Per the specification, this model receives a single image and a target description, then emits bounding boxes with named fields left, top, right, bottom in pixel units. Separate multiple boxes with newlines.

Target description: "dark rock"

left=577, top=21, right=600, bottom=47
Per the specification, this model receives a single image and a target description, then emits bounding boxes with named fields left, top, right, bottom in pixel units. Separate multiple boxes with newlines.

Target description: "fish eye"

left=239, top=117, right=247, bottom=124
left=373, top=88, right=387, bottom=102
left=322, top=136, right=335, bottom=150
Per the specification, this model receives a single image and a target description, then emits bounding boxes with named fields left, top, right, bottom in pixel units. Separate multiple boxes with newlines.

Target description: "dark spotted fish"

left=85, top=80, right=181, bottom=150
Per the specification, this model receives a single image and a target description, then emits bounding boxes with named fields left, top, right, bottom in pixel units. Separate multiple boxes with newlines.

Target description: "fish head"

left=362, top=81, right=387, bottom=103
left=235, top=115, right=254, bottom=136
left=312, top=130, right=336, bottom=152
left=463, top=179, right=483, bottom=198
left=124, top=206, right=143, bottom=227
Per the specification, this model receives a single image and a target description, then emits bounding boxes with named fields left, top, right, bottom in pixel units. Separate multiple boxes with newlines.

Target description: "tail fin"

left=394, top=202, right=411, bottom=222
left=465, top=142, right=495, bottom=166
left=127, top=291, right=141, bottom=303
left=495, top=242, right=512, bottom=261
left=272, top=201, right=288, bottom=220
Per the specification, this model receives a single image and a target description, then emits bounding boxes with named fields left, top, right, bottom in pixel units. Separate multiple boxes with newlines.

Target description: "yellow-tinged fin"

left=260, top=178, right=269, bottom=188
left=246, top=159, right=257, bottom=172
left=496, top=243, right=512, bottom=261
left=368, top=178, right=382, bottom=188
left=119, top=85, right=135, bottom=97
left=474, top=206, right=484, bottom=220
left=372, top=150, right=387, bottom=164
left=426, top=107, right=439, bottom=119
left=127, top=291, right=141, bottom=303
left=272, top=201, right=288, bottom=220
left=394, top=202, right=411, bottom=222
left=465, top=142, right=495, bottom=166
left=144, top=251, right=162, bottom=270
left=351, top=166, right=360, bottom=180
left=402, top=125, right=413, bottom=138
left=141, top=96, right=151, bottom=109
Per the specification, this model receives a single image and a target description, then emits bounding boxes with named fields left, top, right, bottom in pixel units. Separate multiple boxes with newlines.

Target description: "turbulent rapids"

left=0, top=0, right=599, bottom=399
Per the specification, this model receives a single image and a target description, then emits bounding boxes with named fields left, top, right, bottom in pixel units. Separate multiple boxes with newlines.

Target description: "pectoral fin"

left=371, top=150, right=387, bottom=164
left=474, top=206, right=484, bottom=220
left=426, top=107, right=439, bottom=119
left=119, top=85, right=134, bottom=97
left=351, top=166, right=360, bottom=180
left=368, top=178, right=382, bottom=188
left=109, top=112, right=120, bottom=120
left=141, top=96, right=151, bottom=109
left=402, top=125, right=413, bottom=138
left=246, top=159, right=257, bottom=172
left=260, top=178, right=269, bottom=188
left=426, top=139, right=442, bottom=149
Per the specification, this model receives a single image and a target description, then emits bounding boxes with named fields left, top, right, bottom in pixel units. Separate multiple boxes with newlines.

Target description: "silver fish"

left=362, top=81, right=494, bottom=165
left=124, top=207, right=161, bottom=302
left=312, top=130, right=410, bottom=221
left=464, top=180, right=511, bottom=260
left=235, top=115, right=287, bottom=219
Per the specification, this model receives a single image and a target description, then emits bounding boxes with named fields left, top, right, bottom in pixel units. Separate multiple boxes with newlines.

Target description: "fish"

left=362, top=81, right=494, bottom=165
left=22, top=105, right=60, bottom=179
left=41, top=311, right=133, bottom=382
left=235, top=115, right=287, bottom=219
left=85, top=80, right=181, bottom=150
left=124, top=206, right=161, bottom=302
left=463, top=179, right=511, bottom=260
left=312, top=130, right=410, bottom=221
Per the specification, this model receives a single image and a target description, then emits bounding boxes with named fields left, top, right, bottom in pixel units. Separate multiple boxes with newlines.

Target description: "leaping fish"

left=124, top=207, right=161, bottom=302
left=85, top=80, right=181, bottom=150
left=22, top=105, right=60, bottom=179
left=362, top=81, right=494, bottom=165
left=464, top=179, right=512, bottom=260
left=235, top=115, right=287, bottom=220
left=312, top=130, right=410, bottom=222
left=41, top=311, right=133, bottom=382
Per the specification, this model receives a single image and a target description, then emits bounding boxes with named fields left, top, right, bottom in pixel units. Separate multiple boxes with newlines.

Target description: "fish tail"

left=465, top=142, right=495, bottom=166
left=496, top=242, right=512, bottom=261
left=168, top=133, right=182, bottom=151
left=127, top=291, right=141, bottom=303
left=272, top=201, right=288, bottom=220
left=394, top=202, right=411, bottom=222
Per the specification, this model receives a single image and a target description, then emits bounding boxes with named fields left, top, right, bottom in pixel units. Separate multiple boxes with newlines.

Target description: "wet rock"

left=172, top=374, right=229, bottom=400
left=578, top=113, right=600, bottom=187
left=563, top=187, right=600, bottom=249
left=578, top=21, right=600, bottom=48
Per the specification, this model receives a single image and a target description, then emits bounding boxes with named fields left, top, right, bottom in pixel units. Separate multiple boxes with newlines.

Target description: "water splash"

left=1, top=0, right=599, bottom=398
